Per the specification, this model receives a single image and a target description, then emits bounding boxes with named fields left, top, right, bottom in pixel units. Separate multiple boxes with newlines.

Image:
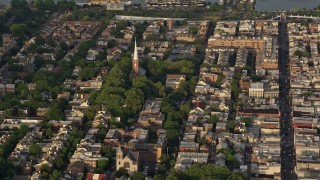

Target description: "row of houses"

left=8, top=123, right=73, bottom=177
left=172, top=20, right=284, bottom=179
left=288, top=22, right=320, bottom=179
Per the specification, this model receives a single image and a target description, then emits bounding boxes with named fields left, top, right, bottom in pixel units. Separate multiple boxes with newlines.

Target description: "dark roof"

left=124, top=151, right=139, bottom=162
left=293, top=111, right=313, bottom=118
left=68, top=161, right=85, bottom=171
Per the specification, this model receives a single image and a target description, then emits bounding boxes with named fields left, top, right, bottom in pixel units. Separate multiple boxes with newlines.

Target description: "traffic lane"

left=278, top=22, right=295, bottom=179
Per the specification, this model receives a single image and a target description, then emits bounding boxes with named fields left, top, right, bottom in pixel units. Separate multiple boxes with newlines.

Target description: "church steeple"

left=132, top=38, right=139, bottom=76
left=133, top=38, right=138, bottom=61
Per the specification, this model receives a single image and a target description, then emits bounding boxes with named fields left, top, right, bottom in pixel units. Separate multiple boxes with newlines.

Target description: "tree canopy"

left=10, top=23, right=27, bottom=36
left=167, top=164, right=243, bottom=180
left=131, top=172, right=145, bottom=180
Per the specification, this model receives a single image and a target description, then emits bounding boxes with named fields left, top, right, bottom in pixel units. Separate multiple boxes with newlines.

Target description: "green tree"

left=164, top=120, right=179, bottom=129
left=54, top=157, right=64, bottom=169
left=294, top=50, right=304, bottom=58
left=0, top=157, right=8, bottom=177
left=188, top=26, right=198, bottom=35
left=56, top=0, right=75, bottom=11
left=10, top=23, right=27, bottom=36
left=40, top=164, right=50, bottom=173
left=153, top=82, right=166, bottom=97
left=166, top=129, right=179, bottom=139
left=302, top=51, right=310, bottom=57
left=8, top=64, right=23, bottom=72
left=168, top=164, right=236, bottom=180
left=35, top=36, right=45, bottom=46
left=116, top=20, right=130, bottom=31
left=132, top=76, right=153, bottom=96
left=196, top=136, right=207, bottom=146
left=125, top=88, right=145, bottom=113
left=29, top=143, right=42, bottom=156
left=96, top=124, right=107, bottom=143
left=59, top=42, right=69, bottom=51
left=79, top=67, right=95, bottom=81
left=218, top=149, right=240, bottom=170
left=153, top=174, right=163, bottom=180
left=82, top=16, right=90, bottom=21
left=50, top=170, right=61, bottom=180
left=115, top=167, right=128, bottom=178
left=227, top=173, right=243, bottom=180
left=102, top=144, right=115, bottom=158
left=45, top=101, right=66, bottom=120
left=242, top=117, right=252, bottom=127
left=107, top=39, right=116, bottom=48
left=45, top=128, right=53, bottom=139
left=251, top=74, right=263, bottom=82
left=227, top=121, right=236, bottom=133
left=231, top=79, right=240, bottom=98
left=97, top=159, right=108, bottom=170
left=208, top=115, right=219, bottom=124
left=11, top=0, right=28, bottom=9
left=35, top=80, right=49, bottom=91
left=131, top=172, right=145, bottom=180
left=160, top=154, right=169, bottom=164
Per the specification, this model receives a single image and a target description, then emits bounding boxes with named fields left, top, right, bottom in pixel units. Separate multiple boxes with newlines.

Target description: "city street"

left=278, top=20, right=296, bottom=180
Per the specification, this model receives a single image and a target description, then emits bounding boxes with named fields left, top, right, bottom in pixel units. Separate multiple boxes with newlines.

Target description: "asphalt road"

left=278, top=21, right=296, bottom=180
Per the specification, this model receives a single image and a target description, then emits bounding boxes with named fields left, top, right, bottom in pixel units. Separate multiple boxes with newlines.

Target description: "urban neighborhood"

left=0, top=0, right=320, bottom=180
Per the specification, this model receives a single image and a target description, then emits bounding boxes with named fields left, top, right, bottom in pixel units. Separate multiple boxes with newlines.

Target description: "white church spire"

left=133, top=38, right=138, bottom=61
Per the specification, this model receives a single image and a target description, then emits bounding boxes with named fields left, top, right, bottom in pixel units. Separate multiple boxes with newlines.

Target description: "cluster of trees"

left=228, top=69, right=242, bottom=122
left=294, top=50, right=310, bottom=58
left=10, top=23, right=28, bottom=37
left=230, top=1, right=254, bottom=12
left=0, top=92, right=20, bottom=110
left=188, top=26, right=198, bottom=35
left=60, top=7, right=115, bottom=26
left=33, top=0, right=75, bottom=12
left=23, top=36, right=54, bottom=55
left=214, top=75, right=225, bottom=88
left=122, top=3, right=225, bottom=20
left=88, top=20, right=201, bottom=123
left=217, top=149, right=240, bottom=170
left=78, top=67, right=97, bottom=81
left=160, top=75, right=198, bottom=139
left=45, top=100, right=67, bottom=120
left=123, top=7, right=201, bottom=19
left=18, top=39, right=104, bottom=119
left=145, top=59, right=195, bottom=82
left=231, top=71, right=241, bottom=98
left=167, top=164, right=243, bottom=180
left=101, top=144, right=115, bottom=160
left=91, top=55, right=168, bottom=123
left=0, top=124, right=29, bottom=178
left=155, top=154, right=176, bottom=178
left=1, top=0, right=78, bottom=69
left=96, top=123, right=107, bottom=143
left=93, top=56, right=136, bottom=119
left=241, top=117, right=252, bottom=127
left=8, top=0, right=53, bottom=39
left=29, top=143, right=42, bottom=156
